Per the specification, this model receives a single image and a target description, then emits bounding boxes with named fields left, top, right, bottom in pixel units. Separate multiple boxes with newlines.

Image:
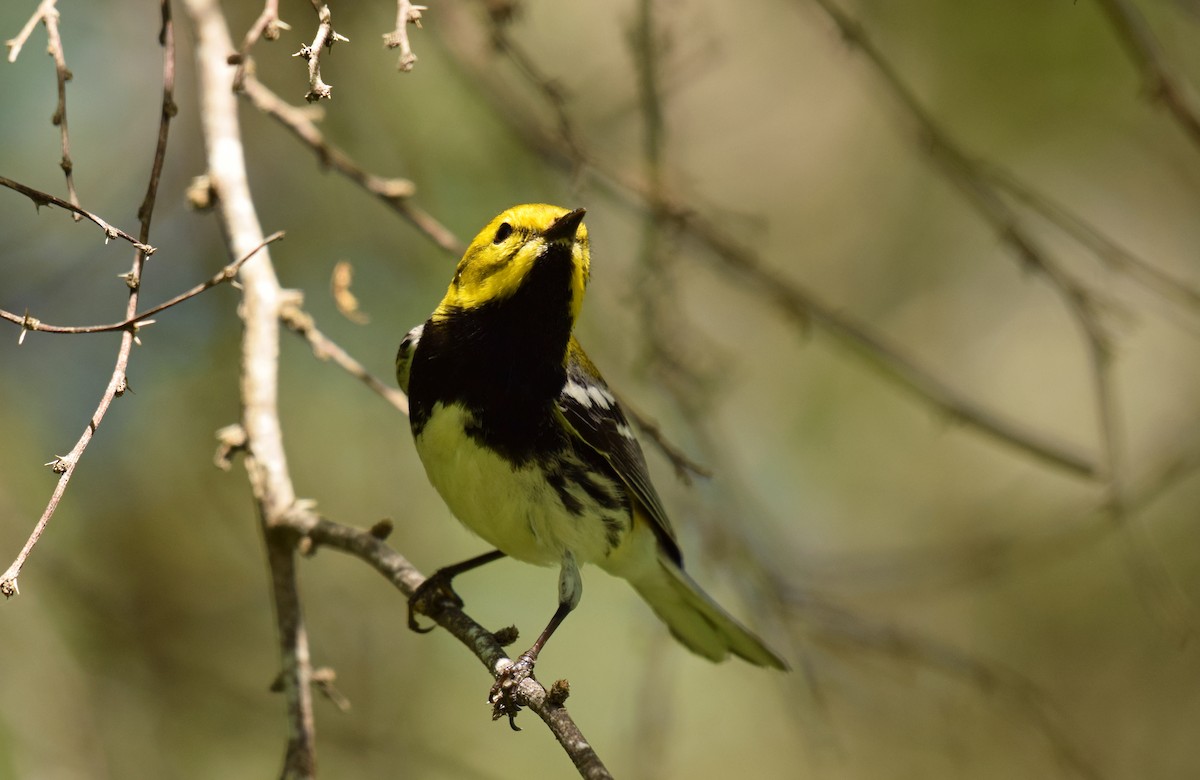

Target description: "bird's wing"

left=556, top=339, right=681, bottom=563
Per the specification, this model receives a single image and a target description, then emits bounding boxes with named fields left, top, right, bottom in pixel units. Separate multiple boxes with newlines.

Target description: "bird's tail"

left=630, top=559, right=788, bottom=670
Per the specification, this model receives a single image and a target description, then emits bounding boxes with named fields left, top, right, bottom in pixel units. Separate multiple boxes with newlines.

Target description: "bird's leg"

left=489, top=553, right=581, bottom=728
left=408, top=549, right=507, bottom=633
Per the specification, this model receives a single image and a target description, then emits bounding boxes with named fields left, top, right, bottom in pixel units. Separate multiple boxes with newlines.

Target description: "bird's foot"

left=489, top=653, right=538, bottom=730
left=406, top=569, right=464, bottom=633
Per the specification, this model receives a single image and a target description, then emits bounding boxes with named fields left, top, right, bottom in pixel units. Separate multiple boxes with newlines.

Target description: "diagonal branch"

left=1094, top=0, right=1200, bottom=152
left=442, top=5, right=1101, bottom=479
left=294, top=515, right=613, bottom=780
left=1, top=232, right=283, bottom=338
left=0, top=176, right=155, bottom=253
left=807, top=0, right=1195, bottom=638
left=238, top=72, right=462, bottom=254
left=280, top=302, right=409, bottom=414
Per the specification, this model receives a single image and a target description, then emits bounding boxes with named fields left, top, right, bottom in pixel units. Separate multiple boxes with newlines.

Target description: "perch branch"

left=293, top=515, right=613, bottom=780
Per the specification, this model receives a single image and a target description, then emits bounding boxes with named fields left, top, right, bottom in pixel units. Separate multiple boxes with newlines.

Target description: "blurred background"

left=2, top=0, right=1200, bottom=777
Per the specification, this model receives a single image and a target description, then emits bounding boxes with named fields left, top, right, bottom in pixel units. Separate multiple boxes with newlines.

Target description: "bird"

left=397, top=204, right=787, bottom=713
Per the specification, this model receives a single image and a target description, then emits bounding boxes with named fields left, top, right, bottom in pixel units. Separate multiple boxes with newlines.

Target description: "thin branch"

left=1094, top=0, right=1200, bottom=151
left=230, top=0, right=290, bottom=89
left=293, top=515, right=613, bottom=780
left=1, top=0, right=176, bottom=599
left=979, top=162, right=1200, bottom=316
left=807, top=0, right=1194, bottom=636
left=238, top=73, right=463, bottom=255
left=787, top=592, right=1102, bottom=780
left=293, top=3, right=346, bottom=102
left=383, top=0, right=426, bottom=72
left=0, top=176, right=155, bottom=253
left=800, top=435, right=1200, bottom=596
left=279, top=303, right=409, bottom=415
left=483, top=10, right=588, bottom=181
left=185, top=0, right=314, bottom=775
left=442, top=7, right=1101, bottom=479
left=6, top=0, right=80, bottom=216
left=1, top=231, right=284, bottom=338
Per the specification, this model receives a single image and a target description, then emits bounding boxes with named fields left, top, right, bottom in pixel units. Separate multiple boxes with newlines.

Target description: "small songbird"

left=397, top=204, right=786, bottom=708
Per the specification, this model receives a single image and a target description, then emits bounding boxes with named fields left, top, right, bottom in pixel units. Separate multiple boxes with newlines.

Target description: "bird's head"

left=433, top=204, right=590, bottom=324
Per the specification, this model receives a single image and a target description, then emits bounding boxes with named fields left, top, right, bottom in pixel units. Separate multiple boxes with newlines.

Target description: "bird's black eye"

left=492, top=222, right=514, bottom=244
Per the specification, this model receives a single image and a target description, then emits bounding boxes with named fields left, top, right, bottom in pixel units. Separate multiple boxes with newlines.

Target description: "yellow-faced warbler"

left=397, top=204, right=786, bottom=711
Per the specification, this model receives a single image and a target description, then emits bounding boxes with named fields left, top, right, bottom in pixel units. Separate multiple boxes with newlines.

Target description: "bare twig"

left=185, top=0, right=315, bottom=775
left=441, top=7, right=1101, bottom=479
left=280, top=303, right=410, bottom=415
left=1, top=232, right=284, bottom=338
left=238, top=73, right=462, bottom=255
left=807, top=0, right=1195, bottom=636
left=6, top=0, right=80, bottom=216
left=787, top=592, right=1101, bottom=780
left=383, top=0, right=426, bottom=72
left=0, top=176, right=155, bottom=253
left=1, top=0, right=176, bottom=599
left=294, top=2, right=346, bottom=102
left=800, top=436, right=1200, bottom=596
left=485, top=11, right=587, bottom=180
left=1095, top=0, right=1200, bottom=151
left=230, top=0, right=291, bottom=89
left=616, top=392, right=710, bottom=481
left=979, top=162, right=1200, bottom=316
left=293, top=515, right=613, bottom=780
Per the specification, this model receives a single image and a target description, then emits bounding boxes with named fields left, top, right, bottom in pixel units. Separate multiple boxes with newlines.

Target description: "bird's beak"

left=543, top=208, right=586, bottom=243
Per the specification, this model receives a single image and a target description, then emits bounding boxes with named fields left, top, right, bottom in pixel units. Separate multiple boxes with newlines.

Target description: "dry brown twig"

left=1095, top=0, right=1200, bottom=152
left=294, top=2, right=347, bottom=102
left=383, top=0, right=427, bottom=72
left=0, top=0, right=177, bottom=600
left=6, top=0, right=80, bottom=218
left=807, top=0, right=1195, bottom=640
left=229, top=0, right=291, bottom=89
left=0, top=231, right=283, bottom=340
left=280, top=302, right=409, bottom=415
left=238, top=70, right=463, bottom=254
left=785, top=592, right=1101, bottom=780
left=0, top=176, right=155, bottom=253
left=290, top=514, right=614, bottom=780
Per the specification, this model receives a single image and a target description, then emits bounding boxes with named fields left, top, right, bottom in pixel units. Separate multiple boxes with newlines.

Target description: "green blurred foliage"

left=2, top=1, right=1200, bottom=778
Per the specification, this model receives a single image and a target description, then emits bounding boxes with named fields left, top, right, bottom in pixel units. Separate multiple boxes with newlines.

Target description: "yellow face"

left=435, top=204, right=591, bottom=323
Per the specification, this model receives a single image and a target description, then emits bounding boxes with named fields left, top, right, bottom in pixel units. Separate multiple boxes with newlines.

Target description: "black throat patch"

left=408, top=244, right=578, bottom=464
